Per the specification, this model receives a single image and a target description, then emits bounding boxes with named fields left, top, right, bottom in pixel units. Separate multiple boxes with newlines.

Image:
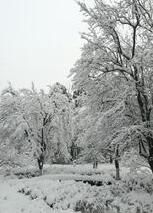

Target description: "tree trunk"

left=110, top=155, right=113, bottom=164
left=96, top=160, right=98, bottom=168
left=93, top=159, right=96, bottom=169
left=135, top=81, right=153, bottom=173
left=37, top=154, right=44, bottom=175
left=115, top=159, right=120, bottom=180
left=37, top=127, right=46, bottom=175
left=148, top=156, right=153, bottom=173
left=147, top=136, right=153, bottom=173
left=139, top=135, right=153, bottom=173
left=93, top=159, right=98, bottom=169
left=115, top=145, right=120, bottom=180
left=93, top=161, right=96, bottom=169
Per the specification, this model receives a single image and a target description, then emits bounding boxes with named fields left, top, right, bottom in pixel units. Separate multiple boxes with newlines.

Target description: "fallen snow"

left=0, top=180, right=51, bottom=213
left=0, top=163, right=153, bottom=213
left=0, top=177, right=77, bottom=213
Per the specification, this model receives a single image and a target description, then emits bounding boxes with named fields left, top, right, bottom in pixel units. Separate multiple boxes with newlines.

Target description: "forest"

left=1, top=0, right=153, bottom=212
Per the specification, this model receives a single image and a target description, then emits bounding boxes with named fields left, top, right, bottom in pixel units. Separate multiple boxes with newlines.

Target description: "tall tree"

left=71, top=0, right=153, bottom=173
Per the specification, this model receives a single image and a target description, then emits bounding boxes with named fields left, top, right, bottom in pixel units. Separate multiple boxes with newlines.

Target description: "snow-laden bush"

left=18, top=173, right=153, bottom=213
left=122, top=172, right=153, bottom=194
left=10, top=166, right=41, bottom=179
left=15, top=163, right=153, bottom=213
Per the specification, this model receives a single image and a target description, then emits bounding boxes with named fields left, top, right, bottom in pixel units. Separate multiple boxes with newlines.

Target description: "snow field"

left=0, top=164, right=153, bottom=213
left=17, top=171, right=153, bottom=213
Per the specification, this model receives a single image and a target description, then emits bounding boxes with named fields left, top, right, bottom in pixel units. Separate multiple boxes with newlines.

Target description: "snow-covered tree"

left=0, top=83, right=72, bottom=174
left=71, top=0, right=153, bottom=173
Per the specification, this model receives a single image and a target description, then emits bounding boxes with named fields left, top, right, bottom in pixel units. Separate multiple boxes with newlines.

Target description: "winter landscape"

left=1, top=0, right=153, bottom=212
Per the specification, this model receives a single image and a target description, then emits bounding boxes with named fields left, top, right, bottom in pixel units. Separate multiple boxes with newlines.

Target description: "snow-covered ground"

left=0, top=177, right=51, bottom=213
left=0, top=164, right=153, bottom=213
left=0, top=177, right=77, bottom=213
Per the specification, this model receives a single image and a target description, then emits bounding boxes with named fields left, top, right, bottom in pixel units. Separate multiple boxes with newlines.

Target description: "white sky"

left=0, top=0, right=87, bottom=91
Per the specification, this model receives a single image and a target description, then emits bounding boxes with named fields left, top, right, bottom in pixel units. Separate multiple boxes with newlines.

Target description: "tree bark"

left=37, top=153, right=44, bottom=175
left=148, top=156, right=153, bottom=173
left=93, top=160, right=96, bottom=169
left=115, top=159, right=120, bottom=180
left=147, top=136, right=153, bottom=173
left=93, top=159, right=98, bottom=169
left=110, top=155, right=113, bottom=164
left=96, top=160, right=98, bottom=168
left=37, top=127, right=46, bottom=175
left=135, top=79, right=153, bottom=173
left=115, top=145, right=120, bottom=180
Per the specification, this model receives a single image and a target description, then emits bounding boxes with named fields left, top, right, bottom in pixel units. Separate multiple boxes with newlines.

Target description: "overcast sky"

left=0, top=0, right=87, bottom=91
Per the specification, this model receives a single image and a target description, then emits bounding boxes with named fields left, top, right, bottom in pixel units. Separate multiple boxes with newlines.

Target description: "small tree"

left=0, top=83, right=72, bottom=174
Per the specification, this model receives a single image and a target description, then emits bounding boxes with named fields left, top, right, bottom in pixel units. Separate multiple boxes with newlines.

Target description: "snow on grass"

left=0, top=163, right=153, bottom=213
left=15, top=167, right=153, bottom=212
left=44, top=163, right=116, bottom=175
left=0, top=175, right=79, bottom=213
left=17, top=176, right=153, bottom=212
left=0, top=181, right=51, bottom=213
left=2, top=163, right=130, bottom=180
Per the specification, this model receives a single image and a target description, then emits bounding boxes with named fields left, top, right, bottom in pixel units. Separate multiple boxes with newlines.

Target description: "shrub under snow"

left=17, top=169, right=153, bottom=213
